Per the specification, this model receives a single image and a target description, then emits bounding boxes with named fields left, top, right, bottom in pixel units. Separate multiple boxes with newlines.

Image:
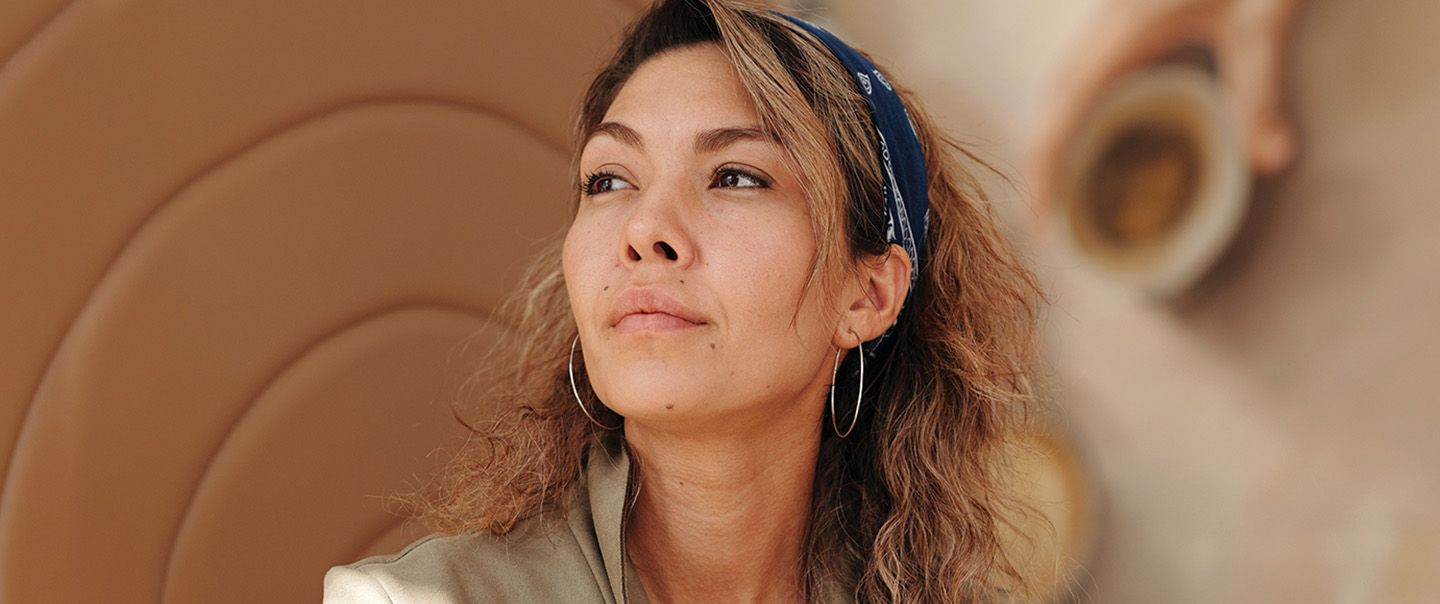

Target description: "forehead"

left=597, top=44, right=760, bottom=135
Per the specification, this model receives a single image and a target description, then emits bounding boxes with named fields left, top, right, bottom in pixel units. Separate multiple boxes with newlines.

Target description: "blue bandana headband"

left=776, top=14, right=930, bottom=363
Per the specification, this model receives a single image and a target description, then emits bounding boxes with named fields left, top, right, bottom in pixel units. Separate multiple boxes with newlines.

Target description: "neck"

left=624, top=412, right=822, bottom=604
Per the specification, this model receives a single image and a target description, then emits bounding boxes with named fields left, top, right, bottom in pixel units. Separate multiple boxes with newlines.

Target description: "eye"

left=710, top=166, right=770, bottom=189
left=582, top=171, right=635, bottom=196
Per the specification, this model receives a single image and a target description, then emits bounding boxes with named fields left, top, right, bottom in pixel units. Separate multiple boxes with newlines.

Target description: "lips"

left=608, top=287, right=706, bottom=332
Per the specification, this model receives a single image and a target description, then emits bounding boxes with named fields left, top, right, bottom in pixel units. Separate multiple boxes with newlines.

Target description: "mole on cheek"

left=665, top=403, right=674, bottom=410
left=709, top=343, right=716, bottom=350
left=603, top=286, right=609, bottom=291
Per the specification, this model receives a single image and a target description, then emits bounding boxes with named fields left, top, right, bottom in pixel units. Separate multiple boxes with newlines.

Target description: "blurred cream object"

left=1054, top=64, right=1249, bottom=297
left=999, top=423, right=1098, bottom=603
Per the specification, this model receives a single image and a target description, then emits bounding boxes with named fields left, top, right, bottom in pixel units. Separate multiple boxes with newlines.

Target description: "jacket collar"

left=578, top=435, right=852, bottom=604
left=586, top=435, right=640, bottom=604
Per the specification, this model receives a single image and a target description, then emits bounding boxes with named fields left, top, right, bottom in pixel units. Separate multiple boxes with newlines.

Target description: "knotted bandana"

left=777, top=13, right=930, bottom=364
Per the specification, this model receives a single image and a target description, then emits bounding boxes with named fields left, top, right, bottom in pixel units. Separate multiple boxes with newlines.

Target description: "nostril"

left=628, top=246, right=642, bottom=262
left=654, top=241, right=678, bottom=261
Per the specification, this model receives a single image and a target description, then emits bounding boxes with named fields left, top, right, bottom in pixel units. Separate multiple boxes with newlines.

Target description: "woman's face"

left=563, top=43, right=841, bottom=434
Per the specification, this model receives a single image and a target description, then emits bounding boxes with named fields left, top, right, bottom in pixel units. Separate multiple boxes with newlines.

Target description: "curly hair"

left=419, top=1, right=1044, bottom=602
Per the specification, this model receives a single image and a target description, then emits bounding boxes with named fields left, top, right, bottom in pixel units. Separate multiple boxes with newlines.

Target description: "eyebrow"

left=694, top=126, right=775, bottom=154
left=582, top=122, right=776, bottom=155
left=585, top=121, right=645, bottom=152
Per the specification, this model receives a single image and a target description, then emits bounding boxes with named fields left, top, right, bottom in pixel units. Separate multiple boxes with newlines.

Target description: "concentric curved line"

left=0, top=95, right=566, bottom=519
left=0, top=0, right=82, bottom=82
left=158, top=301, right=491, bottom=603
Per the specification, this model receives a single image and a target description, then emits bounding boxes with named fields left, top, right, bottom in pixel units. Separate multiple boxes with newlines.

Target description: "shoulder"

left=323, top=521, right=606, bottom=604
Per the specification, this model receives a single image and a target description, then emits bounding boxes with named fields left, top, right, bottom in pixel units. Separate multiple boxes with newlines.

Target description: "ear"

left=833, top=244, right=912, bottom=349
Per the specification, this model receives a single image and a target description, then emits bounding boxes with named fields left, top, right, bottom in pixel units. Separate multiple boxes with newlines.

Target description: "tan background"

left=0, top=1, right=643, bottom=602
left=2, top=0, right=1436, bottom=603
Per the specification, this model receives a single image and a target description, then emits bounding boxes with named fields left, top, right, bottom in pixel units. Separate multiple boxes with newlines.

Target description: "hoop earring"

left=829, top=342, right=864, bottom=438
left=570, top=335, right=622, bottom=431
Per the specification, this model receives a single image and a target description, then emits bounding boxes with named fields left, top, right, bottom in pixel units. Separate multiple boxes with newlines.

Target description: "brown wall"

left=0, top=1, right=643, bottom=603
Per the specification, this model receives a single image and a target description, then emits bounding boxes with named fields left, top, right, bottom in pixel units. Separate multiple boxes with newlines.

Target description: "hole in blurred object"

left=1077, top=122, right=1202, bottom=258
left=1055, top=64, right=1249, bottom=298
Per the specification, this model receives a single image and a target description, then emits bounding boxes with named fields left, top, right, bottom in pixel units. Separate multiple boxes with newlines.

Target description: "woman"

left=326, top=0, right=1041, bottom=602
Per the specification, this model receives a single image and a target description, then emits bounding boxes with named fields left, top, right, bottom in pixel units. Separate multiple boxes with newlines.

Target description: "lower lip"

left=614, top=313, right=702, bottom=333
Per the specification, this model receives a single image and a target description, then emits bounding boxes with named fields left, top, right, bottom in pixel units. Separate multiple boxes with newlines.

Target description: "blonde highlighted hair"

left=420, top=1, right=1043, bottom=602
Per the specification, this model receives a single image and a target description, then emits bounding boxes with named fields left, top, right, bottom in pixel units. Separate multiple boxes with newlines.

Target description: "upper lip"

left=608, top=287, right=707, bottom=327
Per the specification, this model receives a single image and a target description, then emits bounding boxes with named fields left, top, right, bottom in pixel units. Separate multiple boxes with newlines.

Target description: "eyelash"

left=579, top=166, right=771, bottom=196
left=710, top=166, right=770, bottom=189
left=581, top=171, right=625, bottom=197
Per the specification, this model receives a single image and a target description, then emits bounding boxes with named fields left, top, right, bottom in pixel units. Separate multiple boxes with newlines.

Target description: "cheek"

left=721, top=214, right=821, bottom=328
left=752, top=212, right=816, bottom=284
left=561, top=225, right=579, bottom=285
left=562, top=217, right=602, bottom=310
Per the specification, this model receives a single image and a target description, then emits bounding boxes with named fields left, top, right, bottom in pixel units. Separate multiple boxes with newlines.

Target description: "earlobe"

left=834, top=244, right=912, bottom=348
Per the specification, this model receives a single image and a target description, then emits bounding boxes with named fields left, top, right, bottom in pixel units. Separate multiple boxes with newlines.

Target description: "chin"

left=590, top=349, right=694, bottom=396
left=597, top=382, right=695, bottom=417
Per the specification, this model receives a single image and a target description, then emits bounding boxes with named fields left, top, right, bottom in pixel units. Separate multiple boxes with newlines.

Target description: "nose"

left=621, top=183, right=695, bottom=268
left=634, top=240, right=678, bottom=262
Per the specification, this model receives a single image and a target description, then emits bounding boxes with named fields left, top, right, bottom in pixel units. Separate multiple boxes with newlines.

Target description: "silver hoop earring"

left=570, top=335, right=622, bottom=431
left=829, top=341, right=863, bottom=438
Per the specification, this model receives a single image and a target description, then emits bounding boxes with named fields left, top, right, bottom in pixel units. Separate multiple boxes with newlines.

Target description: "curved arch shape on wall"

left=0, top=1, right=639, bottom=602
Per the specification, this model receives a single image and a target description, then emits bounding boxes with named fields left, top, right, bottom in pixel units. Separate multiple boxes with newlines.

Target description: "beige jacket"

left=323, top=438, right=650, bottom=604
